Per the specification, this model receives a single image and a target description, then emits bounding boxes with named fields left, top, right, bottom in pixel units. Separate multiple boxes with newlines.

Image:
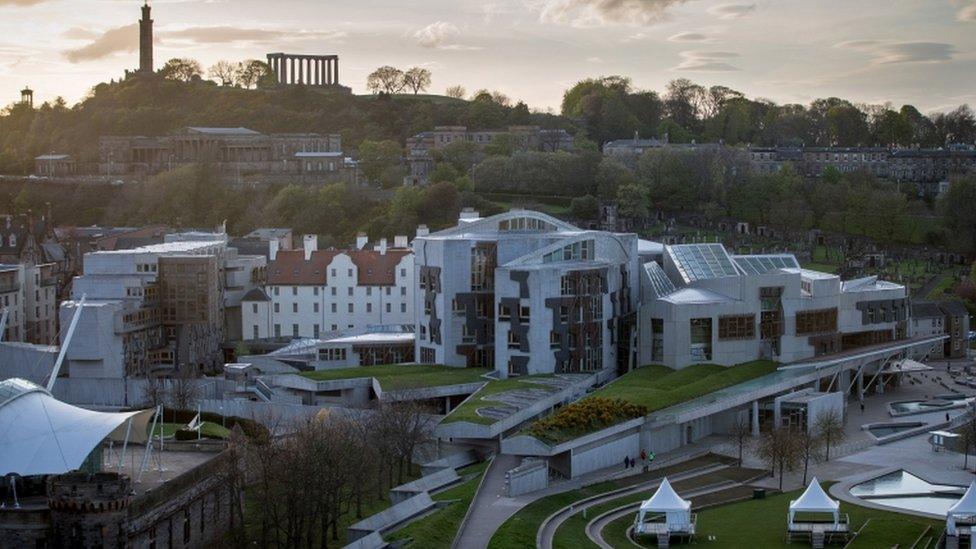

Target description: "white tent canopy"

left=0, top=378, right=151, bottom=476
left=635, top=477, right=693, bottom=534
left=947, top=480, right=976, bottom=536
left=789, top=477, right=840, bottom=525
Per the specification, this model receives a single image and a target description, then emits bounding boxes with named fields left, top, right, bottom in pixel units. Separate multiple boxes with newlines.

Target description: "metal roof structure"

left=644, top=262, right=676, bottom=299
left=668, top=243, right=739, bottom=283
left=732, top=254, right=800, bottom=275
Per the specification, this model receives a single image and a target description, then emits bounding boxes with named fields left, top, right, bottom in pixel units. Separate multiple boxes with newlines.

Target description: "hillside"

left=0, top=77, right=571, bottom=174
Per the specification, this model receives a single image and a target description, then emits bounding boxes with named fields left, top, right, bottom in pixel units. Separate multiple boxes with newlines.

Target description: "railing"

left=254, top=378, right=274, bottom=401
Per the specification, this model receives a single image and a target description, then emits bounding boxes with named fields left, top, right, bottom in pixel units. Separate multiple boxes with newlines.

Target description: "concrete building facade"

left=414, top=210, right=639, bottom=375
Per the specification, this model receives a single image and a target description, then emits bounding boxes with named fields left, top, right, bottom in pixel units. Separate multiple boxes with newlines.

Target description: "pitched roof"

left=267, top=249, right=338, bottom=285
left=912, top=301, right=944, bottom=319
left=348, top=249, right=411, bottom=286
left=939, top=300, right=970, bottom=317
left=242, top=287, right=271, bottom=302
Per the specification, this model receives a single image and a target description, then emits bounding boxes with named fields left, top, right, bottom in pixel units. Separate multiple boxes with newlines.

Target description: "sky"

left=2, top=0, right=976, bottom=114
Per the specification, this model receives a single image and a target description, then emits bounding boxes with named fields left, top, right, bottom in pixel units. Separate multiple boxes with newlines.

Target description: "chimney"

left=378, top=238, right=388, bottom=256
left=356, top=233, right=368, bottom=250
left=458, top=208, right=480, bottom=223
left=303, top=234, right=318, bottom=260
left=416, top=225, right=429, bottom=238
left=394, top=235, right=408, bottom=248
left=268, top=239, right=279, bottom=261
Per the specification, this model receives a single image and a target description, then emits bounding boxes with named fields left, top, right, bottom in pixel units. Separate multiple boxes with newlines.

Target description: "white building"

left=0, top=262, right=58, bottom=345
left=60, top=234, right=264, bottom=379
left=639, top=243, right=909, bottom=369
left=413, top=210, right=640, bottom=375
left=242, top=234, right=415, bottom=341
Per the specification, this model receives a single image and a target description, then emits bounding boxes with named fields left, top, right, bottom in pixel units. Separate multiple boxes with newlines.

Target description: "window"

left=274, top=303, right=280, bottom=313
left=331, top=268, right=336, bottom=278
left=292, top=324, right=299, bottom=337
left=313, top=303, right=319, bottom=313
left=420, top=325, right=427, bottom=339
left=420, top=347, right=436, bottom=364
left=718, top=315, right=755, bottom=340
left=319, top=348, right=347, bottom=361
left=273, top=287, right=279, bottom=296
left=184, top=507, right=192, bottom=543
left=559, top=305, right=569, bottom=323
left=386, top=303, right=391, bottom=313
left=252, top=303, right=258, bottom=314
left=550, top=330, right=561, bottom=349
left=331, top=287, right=337, bottom=296
left=507, top=330, right=521, bottom=349
left=795, top=308, right=837, bottom=335
left=519, top=305, right=530, bottom=320
left=499, top=304, right=511, bottom=320
left=401, top=268, right=407, bottom=277
left=348, top=303, right=354, bottom=313
left=292, top=286, right=298, bottom=296
left=690, top=318, right=713, bottom=361
left=367, top=287, right=372, bottom=296
left=651, top=318, right=664, bottom=362
left=462, top=324, right=475, bottom=343
left=401, top=303, right=407, bottom=313
left=401, top=287, right=407, bottom=296
left=274, top=324, right=281, bottom=337
left=348, top=268, right=353, bottom=277
left=366, top=303, right=372, bottom=313
left=313, top=287, right=319, bottom=296
left=292, top=303, right=298, bottom=313
left=331, top=303, right=337, bottom=313
left=348, top=287, right=354, bottom=296
left=252, top=325, right=259, bottom=339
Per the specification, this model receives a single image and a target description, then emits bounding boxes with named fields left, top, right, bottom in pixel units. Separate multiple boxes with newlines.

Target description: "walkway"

left=454, top=453, right=521, bottom=549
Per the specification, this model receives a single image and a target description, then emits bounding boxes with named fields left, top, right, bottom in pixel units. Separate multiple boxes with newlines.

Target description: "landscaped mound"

left=526, top=360, right=778, bottom=444
left=526, top=397, right=648, bottom=443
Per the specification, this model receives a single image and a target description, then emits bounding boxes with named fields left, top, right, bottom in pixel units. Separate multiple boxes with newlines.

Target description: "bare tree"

left=403, top=67, right=432, bottom=94
left=729, top=416, right=752, bottom=466
left=961, top=414, right=976, bottom=471
left=378, top=398, right=434, bottom=483
left=141, top=375, right=167, bottom=410
left=814, top=409, right=846, bottom=461
left=491, top=90, right=511, bottom=107
left=168, top=368, right=202, bottom=412
left=797, top=428, right=824, bottom=485
left=208, top=60, right=238, bottom=86
left=445, top=85, right=466, bottom=99
left=757, top=427, right=802, bottom=491
left=366, top=66, right=406, bottom=94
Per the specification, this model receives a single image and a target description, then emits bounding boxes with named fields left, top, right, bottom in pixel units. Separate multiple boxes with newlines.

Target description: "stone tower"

left=139, top=1, right=153, bottom=73
left=20, top=86, right=33, bottom=109
left=46, top=472, right=131, bottom=549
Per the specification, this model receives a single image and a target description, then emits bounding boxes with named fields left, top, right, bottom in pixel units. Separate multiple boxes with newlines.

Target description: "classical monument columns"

left=266, top=53, right=340, bottom=86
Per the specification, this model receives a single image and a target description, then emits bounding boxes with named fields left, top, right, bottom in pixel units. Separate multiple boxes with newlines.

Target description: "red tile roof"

left=347, top=249, right=411, bottom=286
left=266, top=249, right=338, bottom=285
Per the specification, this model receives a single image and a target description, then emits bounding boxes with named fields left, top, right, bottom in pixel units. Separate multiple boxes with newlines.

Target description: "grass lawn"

left=926, top=275, right=957, bottom=300
left=442, top=375, right=558, bottom=425
left=487, top=455, right=732, bottom=549
left=387, top=462, right=490, bottom=548
left=605, top=483, right=942, bottom=548
left=527, top=361, right=778, bottom=444
left=150, top=422, right=183, bottom=438
left=301, top=364, right=490, bottom=391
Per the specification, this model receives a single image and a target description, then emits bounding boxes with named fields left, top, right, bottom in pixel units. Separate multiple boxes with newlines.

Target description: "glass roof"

left=644, top=262, right=676, bottom=298
left=668, top=244, right=739, bottom=283
left=733, top=254, right=800, bottom=275
left=0, top=378, right=46, bottom=409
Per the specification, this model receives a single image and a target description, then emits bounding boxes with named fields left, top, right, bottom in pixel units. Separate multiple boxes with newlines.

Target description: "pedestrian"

left=860, top=402, right=865, bottom=413
left=623, top=455, right=629, bottom=469
left=947, top=412, right=951, bottom=422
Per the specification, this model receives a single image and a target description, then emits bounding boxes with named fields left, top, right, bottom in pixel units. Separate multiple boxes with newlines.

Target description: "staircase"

left=811, top=531, right=824, bottom=549
left=657, top=533, right=670, bottom=548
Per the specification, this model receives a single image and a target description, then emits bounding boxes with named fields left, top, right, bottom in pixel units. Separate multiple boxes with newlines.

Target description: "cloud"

left=164, top=26, right=345, bottom=44
left=959, top=3, right=976, bottom=21
left=63, top=24, right=347, bottom=63
left=835, top=40, right=956, bottom=64
left=413, top=21, right=481, bottom=50
left=0, top=0, right=49, bottom=5
left=668, top=31, right=708, bottom=42
left=63, top=23, right=138, bottom=63
left=672, top=50, right=741, bottom=71
left=707, top=3, right=755, bottom=19
left=537, top=0, right=691, bottom=27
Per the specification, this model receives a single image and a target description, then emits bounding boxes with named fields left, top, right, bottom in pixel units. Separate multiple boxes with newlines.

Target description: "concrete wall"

left=570, top=430, right=639, bottom=477
left=507, top=459, right=548, bottom=497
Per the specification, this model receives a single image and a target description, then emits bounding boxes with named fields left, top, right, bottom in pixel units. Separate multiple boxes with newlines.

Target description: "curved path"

left=584, top=481, right=737, bottom=549
left=537, top=463, right=730, bottom=549
left=454, top=453, right=521, bottom=549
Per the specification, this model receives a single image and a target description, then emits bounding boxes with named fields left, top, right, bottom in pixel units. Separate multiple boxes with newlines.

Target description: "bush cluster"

left=527, top=397, right=647, bottom=444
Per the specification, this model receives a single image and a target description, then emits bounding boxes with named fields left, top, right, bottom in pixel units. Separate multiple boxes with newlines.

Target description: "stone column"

left=751, top=400, right=760, bottom=436
left=320, top=58, right=325, bottom=86
left=289, top=57, right=295, bottom=84
left=333, top=57, right=339, bottom=85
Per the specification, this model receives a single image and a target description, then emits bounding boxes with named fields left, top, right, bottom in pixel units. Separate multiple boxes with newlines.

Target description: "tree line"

left=562, top=76, right=976, bottom=149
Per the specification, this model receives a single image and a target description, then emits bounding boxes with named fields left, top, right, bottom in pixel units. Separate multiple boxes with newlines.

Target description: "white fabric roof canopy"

left=635, top=477, right=693, bottom=534
left=789, top=478, right=840, bottom=524
left=0, top=378, right=150, bottom=476
left=947, top=480, right=976, bottom=536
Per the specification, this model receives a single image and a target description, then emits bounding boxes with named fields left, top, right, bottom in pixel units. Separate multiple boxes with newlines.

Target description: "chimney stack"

left=416, top=225, right=429, bottom=238
left=356, top=233, right=368, bottom=250
left=378, top=238, right=388, bottom=256
left=394, top=235, right=408, bottom=248
left=303, top=234, right=318, bottom=260
left=268, top=239, right=279, bottom=261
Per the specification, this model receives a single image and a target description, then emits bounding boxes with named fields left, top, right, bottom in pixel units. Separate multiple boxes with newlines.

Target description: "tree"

left=168, top=368, right=202, bottom=412
left=616, top=181, right=649, bottom=220
left=445, top=85, right=466, bottom=99
left=757, top=427, right=802, bottom=491
left=159, top=58, right=203, bottom=82
left=729, top=416, right=752, bottom=466
left=208, top=60, right=239, bottom=86
left=569, top=195, right=599, bottom=220
left=814, top=409, right=846, bottom=461
left=358, top=139, right=403, bottom=186
left=484, top=134, right=515, bottom=157
left=797, top=428, right=824, bottom=485
left=403, top=67, right=432, bottom=94
left=236, top=59, right=271, bottom=89
left=366, top=66, right=405, bottom=94
left=940, top=177, right=976, bottom=258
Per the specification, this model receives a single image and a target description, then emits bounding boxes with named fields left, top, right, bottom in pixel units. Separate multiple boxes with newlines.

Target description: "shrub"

left=527, top=397, right=647, bottom=444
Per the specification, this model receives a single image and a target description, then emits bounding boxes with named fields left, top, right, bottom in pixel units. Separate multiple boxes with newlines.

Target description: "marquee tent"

left=947, top=480, right=976, bottom=536
left=789, top=477, right=840, bottom=526
left=635, top=477, right=694, bottom=534
left=0, top=378, right=153, bottom=476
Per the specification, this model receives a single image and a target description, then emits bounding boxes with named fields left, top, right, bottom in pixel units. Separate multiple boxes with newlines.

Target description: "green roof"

left=300, top=364, right=490, bottom=391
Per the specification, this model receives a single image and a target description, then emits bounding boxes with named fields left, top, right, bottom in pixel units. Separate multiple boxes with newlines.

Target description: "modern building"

left=406, top=125, right=573, bottom=184
left=242, top=234, right=414, bottom=341
left=60, top=233, right=264, bottom=378
left=413, top=209, right=640, bottom=375
left=638, top=244, right=910, bottom=369
left=911, top=300, right=972, bottom=360
left=228, top=227, right=294, bottom=260
left=98, top=127, right=346, bottom=179
left=602, top=134, right=668, bottom=165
